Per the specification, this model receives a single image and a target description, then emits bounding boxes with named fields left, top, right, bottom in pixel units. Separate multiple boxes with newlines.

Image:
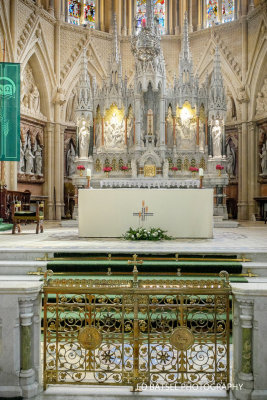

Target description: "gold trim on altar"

left=144, top=165, right=156, bottom=177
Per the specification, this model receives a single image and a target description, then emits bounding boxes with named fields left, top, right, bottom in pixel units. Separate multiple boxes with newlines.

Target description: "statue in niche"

left=18, top=140, right=25, bottom=173
left=78, top=119, right=90, bottom=158
left=163, top=159, right=169, bottom=178
left=131, top=159, right=137, bottom=178
left=259, top=142, right=267, bottom=176
left=199, top=123, right=205, bottom=152
left=35, top=145, right=42, bottom=175
left=166, top=108, right=173, bottom=147
left=212, top=120, right=223, bottom=158
left=95, top=122, right=102, bottom=148
left=25, top=145, right=35, bottom=174
left=127, top=116, right=134, bottom=147
left=226, top=143, right=236, bottom=177
left=67, top=143, right=76, bottom=176
left=30, top=85, right=40, bottom=113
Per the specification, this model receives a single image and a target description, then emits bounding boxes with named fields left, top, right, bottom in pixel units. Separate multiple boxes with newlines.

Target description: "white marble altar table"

left=79, top=188, right=213, bottom=238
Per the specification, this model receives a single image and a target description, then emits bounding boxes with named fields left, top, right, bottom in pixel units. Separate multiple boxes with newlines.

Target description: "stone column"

left=189, top=0, right=193, bottom=32
left=19, top=296, right=39, bottom=398
left=10, top=0, right=17, bottom=60
left=175, top=0, right=179, bottom=34
left=197, top=0, right=202, bottom=30
left=122, top=0, right=127, bottom=35
left=247, top=122, right=256, bottom=220
left=203, top=0, right=207, bottom=29
left=234, top=0, right=238, bottom=20
left=60, top=126, right=65, bottom=218
left=100, top=0, right=105, bottom=31
left=232, top=297, right=254, bottom=400
left=218, top=0, right=222, bottom=23
left=45, top=123, right=54, bottom=220
left=168, top=0, right=173, bottom=35
left=128, top=0, right=132, bottom=35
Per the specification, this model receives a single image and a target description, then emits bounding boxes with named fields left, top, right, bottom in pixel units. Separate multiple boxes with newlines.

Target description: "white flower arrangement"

left=124, top=227, right=172, bottom=241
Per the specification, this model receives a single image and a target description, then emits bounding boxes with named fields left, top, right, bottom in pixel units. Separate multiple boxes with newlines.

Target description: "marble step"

left=60, top=219, right=78, bottom=227
left=213, top=219, right=239, bottom=228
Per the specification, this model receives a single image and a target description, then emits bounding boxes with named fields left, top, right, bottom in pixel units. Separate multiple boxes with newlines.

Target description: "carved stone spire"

left=76, top=48, right=93, bottom=114
left=112, top=13, right=119, bottom=64
left=208, top=46, right=226, bottom=121
left=178, top=11, right=193, bottom=85
left=109, top=13, right=122, bottom=79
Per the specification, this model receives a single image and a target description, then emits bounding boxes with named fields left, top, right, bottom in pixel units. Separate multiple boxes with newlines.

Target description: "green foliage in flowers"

left=124, top=227, right=172, bottom=241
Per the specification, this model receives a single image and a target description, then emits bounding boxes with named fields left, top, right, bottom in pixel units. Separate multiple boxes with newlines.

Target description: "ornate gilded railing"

left=43, top=269, right=231, bottom=391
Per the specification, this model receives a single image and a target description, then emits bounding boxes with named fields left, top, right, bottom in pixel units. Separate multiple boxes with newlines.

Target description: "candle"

left=199, top=168, right=204, bottom=177
left=87, top=168, right=91, bottom=177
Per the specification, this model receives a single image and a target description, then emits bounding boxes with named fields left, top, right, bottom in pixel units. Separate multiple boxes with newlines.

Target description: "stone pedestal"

left=232, top=282, right=267, bottom=400
left=0, top=278, right=42, bottom=398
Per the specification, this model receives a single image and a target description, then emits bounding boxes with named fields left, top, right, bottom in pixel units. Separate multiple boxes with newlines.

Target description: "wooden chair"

left=12, top=201, right=44, bottom=234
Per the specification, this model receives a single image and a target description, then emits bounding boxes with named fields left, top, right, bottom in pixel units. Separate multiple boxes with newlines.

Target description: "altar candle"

left=142, top=200, right=145, bottom=207
left=87, top=168, right=91, bottom=177
left=199, top=168, right=204, bottom=177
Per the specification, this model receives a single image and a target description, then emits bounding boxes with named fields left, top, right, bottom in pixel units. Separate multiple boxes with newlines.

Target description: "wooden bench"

left=12, top=201, right=44, bottom=234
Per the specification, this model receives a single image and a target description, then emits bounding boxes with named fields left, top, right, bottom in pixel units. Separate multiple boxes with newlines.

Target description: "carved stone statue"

left=79, top=120, right=90, bottom=158
left=25, top=146, right=35, bottom=174
left=95, top=122, right=101, bottom=148
left=18, top=141, right=25, bottom=173
left=212, top=120, right=222, bottom=158
left=163, top=159, right=169, bottom=178
left=259, top=142, right=267, bottom=176
left=31, top=85, right=40, bottom=113
left=226, top=144, right=235, bottom=177
left=35, top=145, right=42, bottom=175
left=67, top=144, right=76, bottom=176
left=104, top=118, right=124, bottom=149
left=199, top=123, right=205, bottom=152
left=131, top=159, right=137, bottom=178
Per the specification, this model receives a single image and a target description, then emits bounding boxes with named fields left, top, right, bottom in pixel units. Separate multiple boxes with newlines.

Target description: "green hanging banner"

left=0, top=62, right=20, bottom=161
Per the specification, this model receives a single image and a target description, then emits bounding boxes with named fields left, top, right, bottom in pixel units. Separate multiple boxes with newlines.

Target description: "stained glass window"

left=222, top=0, right=234, bottom=24
left=68, top=0, right=95, bottom=27
left=136, top=0, right=166, bottom=35
left=207, top=0, right=218, bottom=27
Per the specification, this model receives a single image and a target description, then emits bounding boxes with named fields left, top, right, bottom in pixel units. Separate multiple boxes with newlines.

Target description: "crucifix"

left=133, top=200, right=154, bottom=223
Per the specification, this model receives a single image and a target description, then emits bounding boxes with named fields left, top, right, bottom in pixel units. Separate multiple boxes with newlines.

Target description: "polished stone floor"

left=0, top=221, right=266, bottom=255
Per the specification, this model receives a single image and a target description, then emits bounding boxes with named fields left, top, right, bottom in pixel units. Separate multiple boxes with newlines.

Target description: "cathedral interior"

left=1, top=2, right=267, bottom=400
left=0, top=0, right=267, bottom=223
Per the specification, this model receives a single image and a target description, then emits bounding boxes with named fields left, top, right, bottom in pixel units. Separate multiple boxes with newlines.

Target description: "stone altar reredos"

left=73, top=7, right=228, bottom=219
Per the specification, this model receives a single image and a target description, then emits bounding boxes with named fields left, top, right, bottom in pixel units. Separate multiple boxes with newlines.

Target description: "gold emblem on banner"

left=144, top=165, right=156, bottom=177
left=78, top=327, right=102, bottom=350
left=170, top=327, right=195, bottom=350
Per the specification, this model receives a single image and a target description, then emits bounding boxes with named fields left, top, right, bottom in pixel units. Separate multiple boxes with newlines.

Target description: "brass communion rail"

left=43, top=269, right=231, bottom=391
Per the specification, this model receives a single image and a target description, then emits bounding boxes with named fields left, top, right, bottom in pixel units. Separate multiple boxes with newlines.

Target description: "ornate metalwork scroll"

left=43, top=271, right=230, bottom=390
